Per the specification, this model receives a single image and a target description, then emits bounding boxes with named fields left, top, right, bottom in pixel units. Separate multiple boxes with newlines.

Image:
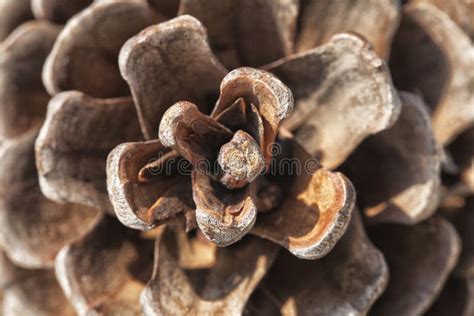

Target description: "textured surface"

left=55, top=217, right=153, bottom=315
left=0, top=127, right=101, bottom=269
left=212, top=67, right=294, bottom=168
left=43, top=0, right=160, bottom=98
left=1, top=1, right=473, bottom=315
left=342, top=92, right=441, bottom=224
left=158, top=101, right=233, bottom=167
left=154, top=67, right=294, bottom=247
left=218, top=130, right=266, bottom=189
left=246, top=211, right=388, bottom=316
left=192, top=171, right=258, bottom=247
left=119, top=15, right=227, bottom=139
left=107, top=139, right=195, bottom=230
left=141, top=227, right=278, bottom=315
left=251, top=131, right=355, bottom=259
left=269, top=33, right=401, bottom=169
left=36, top=91, right=143, bottom=213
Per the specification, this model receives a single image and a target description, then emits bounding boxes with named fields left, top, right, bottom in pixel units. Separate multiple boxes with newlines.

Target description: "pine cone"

left=1, top=0, right=473, bottom=315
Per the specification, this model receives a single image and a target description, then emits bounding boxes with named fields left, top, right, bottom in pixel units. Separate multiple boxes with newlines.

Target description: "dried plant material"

left=178, top=0, right=299, bottom=68
left=107, top=139, right=195, bottom=230
left=119, top=15, right=227, bottom=139
left=212, top=67, right=293, bottom=168
left=138, top=150, right=180, bottom=182
left=31, top=0, right=93, bottom=24
left=369, top=217, right=461, bottom=316
left=111, top=65, right=298, bottom=247
left=449, top=127, right=474, bottom=192
left=0, top=0, right=33, bottom=41
left=425, top=276, right=474, bottom=316
left=296, top=0, right=400, bottom=58
left=251, top=131, right=355, bottom=259
left=147, top=179, right=197, bottom=232
left=1, top=252, right=75, bottom=316
left=0, top=21, right=60, bottom=139
left=342, top=92, right=441, bottom=224
left=0, top=127, right=101, bottom=269
left=269, top=33, right=401, bottom=169
left=4, top=0, right=474, bottom=313
left=192, top=171, right=258, bottom=247
left=214, top=99, right=265, bottom=147
left=43, top=0, right=160, bottom=99
left=411, top=0, right=474, bottom=38
left=246, top=211, right=388, bottom=316
left=141, top=227, right=278, bottom=315
left=390, top=3, right=474, bottom=145
left=214, top=98, right=248, bottom=129
left=151, top=67, right=294, bottom=247
left=55, top=216, right=154, bottom=315
left=158, top=101, right=233, bottom=168
left=218, top=130, right=266, bottom=189
left=35, top=91, right=143, bottom=213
